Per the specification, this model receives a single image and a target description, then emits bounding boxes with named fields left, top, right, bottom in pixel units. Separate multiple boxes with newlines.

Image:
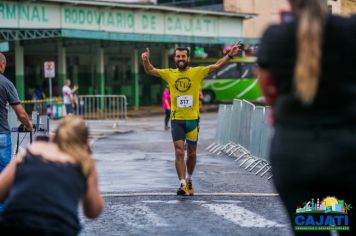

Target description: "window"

left=211, top=63, right=237, bottom=79
left=237, top=62, right=256, bottom=79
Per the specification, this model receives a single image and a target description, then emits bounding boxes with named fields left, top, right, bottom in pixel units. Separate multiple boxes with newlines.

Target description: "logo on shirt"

left=175, top=77, right=191, bottom=92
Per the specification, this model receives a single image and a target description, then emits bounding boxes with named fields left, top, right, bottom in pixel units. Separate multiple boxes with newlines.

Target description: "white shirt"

left=62, top=85, right=72, bottom=104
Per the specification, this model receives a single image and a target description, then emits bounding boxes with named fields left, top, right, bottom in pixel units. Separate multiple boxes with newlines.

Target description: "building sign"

left=0, top=1, right=242, bottom=38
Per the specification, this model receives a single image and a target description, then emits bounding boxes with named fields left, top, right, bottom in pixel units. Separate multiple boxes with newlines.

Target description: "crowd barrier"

left=206, top=99, right=273, bottom=179
left=76, top=95, right=127, bottom=120
left=21, top=95, right=127, bottom=120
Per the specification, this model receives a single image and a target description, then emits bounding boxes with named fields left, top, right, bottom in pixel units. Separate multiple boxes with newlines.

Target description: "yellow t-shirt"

left=157, top=66, right=211, bottom=120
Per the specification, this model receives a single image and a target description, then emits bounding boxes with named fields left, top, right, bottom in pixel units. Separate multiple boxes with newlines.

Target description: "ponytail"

left=293, top=0, right=328, bottom=104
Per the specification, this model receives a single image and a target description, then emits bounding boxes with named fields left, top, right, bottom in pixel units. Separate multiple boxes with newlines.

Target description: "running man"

left=141, top=44, right=241, bottom=195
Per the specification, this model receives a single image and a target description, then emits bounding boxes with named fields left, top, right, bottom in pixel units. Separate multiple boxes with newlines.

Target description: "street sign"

left=44, top=61, right=55, bottom=78
left=44, top=61, right=55, bottom=103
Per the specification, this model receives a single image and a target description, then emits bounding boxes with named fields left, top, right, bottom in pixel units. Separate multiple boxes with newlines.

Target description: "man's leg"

left=186, top=144, right=197, bottom=177
left=171, top=120, right=189, bottom=195
left=174, top=140, right=186, bottom=181
left=65, top=104, right=73, bottom=115
left=185, top=120, right=199, bottom=195
left=185, top=119, right=199, bottom=177
left=0, top=134, right=12, bottom=172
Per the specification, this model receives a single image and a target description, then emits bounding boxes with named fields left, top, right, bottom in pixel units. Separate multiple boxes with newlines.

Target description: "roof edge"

left=39, top=0, right=257, bottom=19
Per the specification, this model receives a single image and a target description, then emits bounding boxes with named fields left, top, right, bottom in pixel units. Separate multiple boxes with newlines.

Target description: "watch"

left=228, top=54, right=234, bottom=59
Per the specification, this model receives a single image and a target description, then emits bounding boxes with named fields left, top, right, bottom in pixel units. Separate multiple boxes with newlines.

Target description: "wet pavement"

left=78, top=112, right=294, bottom=236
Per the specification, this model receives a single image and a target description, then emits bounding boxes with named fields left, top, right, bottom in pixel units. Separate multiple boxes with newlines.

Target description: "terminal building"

left=0, top=0, right=256, bottom=107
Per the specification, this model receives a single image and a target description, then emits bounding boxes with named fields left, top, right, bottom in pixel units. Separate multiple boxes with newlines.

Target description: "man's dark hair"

left=174, top=47, right=190, bottom=57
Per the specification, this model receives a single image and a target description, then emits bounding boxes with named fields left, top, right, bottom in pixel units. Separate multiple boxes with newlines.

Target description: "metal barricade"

left=249, top=106, right=265, bottom=158
left=207, top=104, right=232, bottom=154
left=76, top=95, right=127, bottom=120
left=239, top=100, right=254, bottom=150
left=260, top=107, right=273, bottom=160
left=207, top=99, right=274, bottom=180
left=230, top=99, right=243, bottom=144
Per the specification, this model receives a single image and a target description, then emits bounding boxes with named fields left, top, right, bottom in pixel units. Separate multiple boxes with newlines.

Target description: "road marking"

left=113, top=204, right=169, bottom=228
left=203, top=204, right=285, bottom=228
left=103, top=192, right=279, bottom=197
left=141, top=200, right=181, bottom=204
left=212, top=200, right=242, bottom=203
left=141, top=200, right=243, bottom=204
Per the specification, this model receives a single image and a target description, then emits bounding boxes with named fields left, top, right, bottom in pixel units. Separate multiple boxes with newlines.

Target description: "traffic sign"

left=44, top=61, right=55, bottom=78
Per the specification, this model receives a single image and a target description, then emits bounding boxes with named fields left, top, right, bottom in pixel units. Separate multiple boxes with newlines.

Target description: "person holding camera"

left=0, top=53, right=33, bottom=212
left=257, top=0, right=356, bottom=234
left=0, top=116, right=104, bottom=235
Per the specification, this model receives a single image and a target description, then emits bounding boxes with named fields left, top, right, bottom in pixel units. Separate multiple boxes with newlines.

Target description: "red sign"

left=44, top=61, right=55, bottom=78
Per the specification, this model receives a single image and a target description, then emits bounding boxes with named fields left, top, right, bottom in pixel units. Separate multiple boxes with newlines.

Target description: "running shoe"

left=186, top=179, right=195, bottom=196
left=176, top=184, right=189, bottom=196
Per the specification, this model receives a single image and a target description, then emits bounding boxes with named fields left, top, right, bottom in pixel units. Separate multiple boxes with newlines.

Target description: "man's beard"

left=175, top=60, right=188, bottom=70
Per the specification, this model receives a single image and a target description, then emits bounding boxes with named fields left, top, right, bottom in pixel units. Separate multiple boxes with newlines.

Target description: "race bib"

left=177, top=95, right=193, bottom=108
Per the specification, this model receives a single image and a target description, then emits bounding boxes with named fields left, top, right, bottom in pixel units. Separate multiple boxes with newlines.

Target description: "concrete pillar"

left=35, top=65, right=41, bottom=86
left=96, top=45, right=105, bottom=95
left=15, top=41, right=25, bottom=100
left=73, top=65, right=78, bottom=86
left=162, top=48, right=169, bottom=69
left=131, top=48, right=139, bottom=108
left=161, top=48, right=170, bottom=90
left=57, top=43, right=66, bottom=90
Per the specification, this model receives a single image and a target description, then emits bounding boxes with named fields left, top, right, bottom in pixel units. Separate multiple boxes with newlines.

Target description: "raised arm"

left=208, top=42, right=241, bottom=74
left=141, top=48, right=160, bottom=77
left=71, top=84, right=78, bottom=94
left=0, top=152, right=24, bottom=201
left=82, top=167, right=104, bottom=219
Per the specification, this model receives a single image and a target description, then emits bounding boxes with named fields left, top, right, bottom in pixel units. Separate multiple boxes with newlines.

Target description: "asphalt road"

left=79, top=112, right=294, bottom=236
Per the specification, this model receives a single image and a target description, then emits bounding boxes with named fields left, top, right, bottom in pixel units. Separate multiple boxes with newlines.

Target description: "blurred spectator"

left=32, top=85, right=46, bottom=100
left=162, top=86, right=171, bottom=130
left=0, top=53, right=33, bottom=212
left=0, top=116, right=104, bottom=235
left=62, top=80, right=78, bottom=115
left=32, top=85, right=46, bottom=114
left=257, top=0, right=356, bottom=235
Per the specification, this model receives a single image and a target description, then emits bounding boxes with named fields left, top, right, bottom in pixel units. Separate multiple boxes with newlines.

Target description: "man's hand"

left=25, top=123, right=34, bottom=132
left=208, top=41, right=242, bottom=74
left=228, top=41, right=242, bottom=57
left=18, top=123, right=34, bottom=132
left=141, top=48, right=160, bottom=77
left=141, top=48, right=150, bottom=61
